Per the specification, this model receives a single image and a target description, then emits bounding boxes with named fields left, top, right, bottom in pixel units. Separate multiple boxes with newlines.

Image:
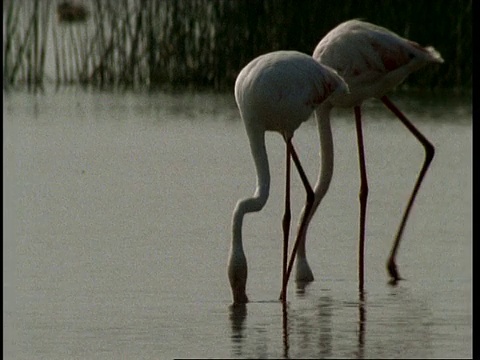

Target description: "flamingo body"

left=290, top=19, right=443, bottom=286
left=229, top=51, right=348, bottom=304
left=235, top=51, right=347, bottom=137
left=313, top=20, right=444, bottom=107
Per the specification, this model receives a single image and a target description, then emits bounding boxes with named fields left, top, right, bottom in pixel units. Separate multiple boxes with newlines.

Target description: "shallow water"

left=4, top=89, right=471, bottom=359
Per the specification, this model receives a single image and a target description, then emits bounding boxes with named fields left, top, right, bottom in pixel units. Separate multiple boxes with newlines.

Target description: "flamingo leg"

left=281, top=135, right=292, bottom=303
left=280, top=140, right=314, bottom=300
left=354, top=106, right=369, bottom=292
left=380, top=95, right=435, bottom=284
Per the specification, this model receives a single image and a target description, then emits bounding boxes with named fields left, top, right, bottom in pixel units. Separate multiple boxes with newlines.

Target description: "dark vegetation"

left=3, top=0, right=472, bottom=93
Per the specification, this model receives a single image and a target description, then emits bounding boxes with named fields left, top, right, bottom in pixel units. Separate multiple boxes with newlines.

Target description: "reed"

left=3, top=0, right=472, bottom=92
left=3, top=0, right=51, bottom=92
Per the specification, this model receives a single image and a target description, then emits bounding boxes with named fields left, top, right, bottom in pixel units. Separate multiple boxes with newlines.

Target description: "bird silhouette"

left=228, top=50, right=349, bottom=304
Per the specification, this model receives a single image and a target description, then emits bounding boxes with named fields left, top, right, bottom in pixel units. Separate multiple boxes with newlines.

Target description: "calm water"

left=4, top=89, right=471, bottom=359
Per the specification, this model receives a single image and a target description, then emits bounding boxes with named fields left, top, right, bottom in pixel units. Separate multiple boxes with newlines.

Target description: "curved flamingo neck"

left=296, top=104, right=334, bottom=258
left=232, top=130, right=270, bottom=242
left=315, top=104, right=335, bottom=199
left=229, top=129, right=270, bottom=303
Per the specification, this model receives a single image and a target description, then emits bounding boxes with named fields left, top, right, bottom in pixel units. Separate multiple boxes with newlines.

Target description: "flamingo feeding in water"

left=285, top=19, right=444, bottom=291
left=228, top=51, right=349, bottom=304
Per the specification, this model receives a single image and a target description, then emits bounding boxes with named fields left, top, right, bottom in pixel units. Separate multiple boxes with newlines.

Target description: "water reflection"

left=293, top=283, right=340, bottom=357
left=282, top=302, right=289, bottom=358
left=226, top=285, right=439, bottom=358
left=311, top=295, right=334, bottom=358
left=357, top=289, right=366, bottom=359
left=228, top=304, right=247, bottom=357
left=379, top=286, right=435, bottom=358
left=228, top=292, right=366, bottom=358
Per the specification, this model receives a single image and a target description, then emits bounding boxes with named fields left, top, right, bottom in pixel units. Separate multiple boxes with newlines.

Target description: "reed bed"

left=3, top=0, right=472, bottom=92
left=4, top=0, right=52, bottom=91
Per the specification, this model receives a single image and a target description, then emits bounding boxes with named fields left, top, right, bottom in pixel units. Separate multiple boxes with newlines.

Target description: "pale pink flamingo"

left=285, top=19, right=444, bottom=291
left=228, top=51, right=349, bottom=304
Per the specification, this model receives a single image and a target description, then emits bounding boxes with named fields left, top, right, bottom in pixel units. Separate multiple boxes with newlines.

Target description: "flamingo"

left=286, top=19, right=444, bottom=291
left=228, top=50, right=349, bottom=304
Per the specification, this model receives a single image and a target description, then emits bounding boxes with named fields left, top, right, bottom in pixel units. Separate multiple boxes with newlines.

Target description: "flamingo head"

left=227, top=249, right=249, bottom=304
